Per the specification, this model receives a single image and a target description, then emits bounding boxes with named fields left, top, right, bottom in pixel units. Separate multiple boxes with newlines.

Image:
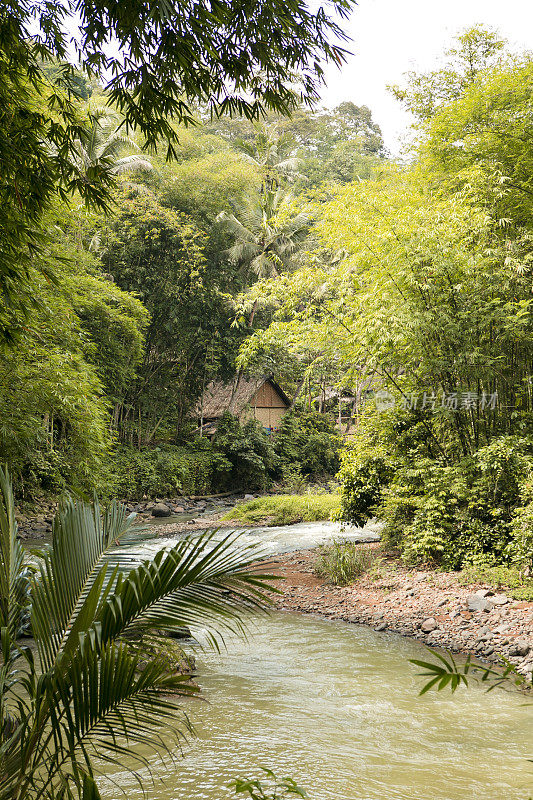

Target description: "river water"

left=98, top=521, right=532, bottom=800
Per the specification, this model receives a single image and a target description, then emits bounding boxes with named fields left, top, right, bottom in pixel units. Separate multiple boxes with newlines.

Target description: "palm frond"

left=0, top=467, right=31, bottom=644
left=110, top=156, right=153, bottom=175
left=15, top=641, right=196, bottom=799
left=30, top=499, right=139, bottom=671
left=98, top=530, right=278, bottom=649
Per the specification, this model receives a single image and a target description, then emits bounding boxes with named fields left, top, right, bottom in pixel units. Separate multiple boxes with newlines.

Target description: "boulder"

left=509, top=641, right=531, bottom=657
left=243, top=493, right=255, bottom=501
left=421, top=618, right=438, bottom=633
left=466, top=595, right=494, bottom=613
left=151, top=502, right=172, bottom=518
left=491, top=594, right=509, bottom=606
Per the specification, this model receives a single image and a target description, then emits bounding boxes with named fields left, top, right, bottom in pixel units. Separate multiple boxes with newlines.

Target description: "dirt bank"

left=268, top=544, right=533, bottom=679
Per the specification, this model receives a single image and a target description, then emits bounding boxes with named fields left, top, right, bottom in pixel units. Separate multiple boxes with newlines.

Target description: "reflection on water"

left=100, top=612, right=533, bottom=800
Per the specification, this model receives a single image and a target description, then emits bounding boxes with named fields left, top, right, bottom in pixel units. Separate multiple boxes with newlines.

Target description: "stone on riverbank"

left=509, top=641, right=530, bottom=657
left=270, top=547, right=533, bottom=678
left=151, top=502, right=172, bottom=517
left=466, top=594, right=494, bottom=613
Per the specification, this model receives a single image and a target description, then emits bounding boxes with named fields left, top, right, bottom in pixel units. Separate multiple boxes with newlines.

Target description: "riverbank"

left=270, top=544, right=533, bottom=679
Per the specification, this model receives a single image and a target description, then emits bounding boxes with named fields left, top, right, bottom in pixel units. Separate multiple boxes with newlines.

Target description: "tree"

left=0, top=202, right=148, bottom=497
left=69, top=106, right=152, bottom=182
left=389, top=25, right=508, bottom=121
left=234, top=124, right=303, bottom=192
left=217, top=190, right=309, bottom=285
left=0, top=0, right=354, bottom=340
left=0, top=467, right=275, bottom=800
left=100, top=186, right=241, bottom=442
left=418, top=58, right=533, bottom=228
left=203, top=102, right=385, bottom=188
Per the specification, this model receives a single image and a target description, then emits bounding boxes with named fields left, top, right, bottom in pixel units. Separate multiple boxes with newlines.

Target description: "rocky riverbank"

left=270, top=544, right=533, bottom=680
left=15, top=491, right=258, bottom=539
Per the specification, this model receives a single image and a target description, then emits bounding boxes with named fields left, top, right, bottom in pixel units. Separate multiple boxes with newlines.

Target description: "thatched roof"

left=198, top=375, right=290, bottom=419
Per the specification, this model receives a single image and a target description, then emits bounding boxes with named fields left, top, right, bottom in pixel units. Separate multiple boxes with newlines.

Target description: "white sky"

left=319, top=0, right=533, bottom=154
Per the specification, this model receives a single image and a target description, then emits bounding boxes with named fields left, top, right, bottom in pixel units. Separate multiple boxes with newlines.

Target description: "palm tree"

left=0, top=468, right=275, bottom=800
left=218, top=189, right=309, bottom=281
left=72, top=106, right=152, bottom=183
left=235, top=124, right=303, bottom=192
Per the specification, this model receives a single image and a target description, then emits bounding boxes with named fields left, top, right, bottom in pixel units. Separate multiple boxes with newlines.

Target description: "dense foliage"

left=0, top=78, right=380, bottom=500
left=238, top=28, right=533, bottom=571
left=274, top=410, right=342, bottom=480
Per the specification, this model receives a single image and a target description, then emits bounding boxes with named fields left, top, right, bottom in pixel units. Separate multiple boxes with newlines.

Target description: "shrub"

left=380, top=437, right=533, bottom=569
left=338, top=453, right=395, bottom=527
left=213, top=412, right=275, bottom=491
left=459, top=558, right=533, bottom=601
left=109, top=444, right=231, bottom=499
left=274, top=410, right=342, bottom=480
left=314, top=541, right=376, bottom=585
left=508, top=481, right=533, bottom=568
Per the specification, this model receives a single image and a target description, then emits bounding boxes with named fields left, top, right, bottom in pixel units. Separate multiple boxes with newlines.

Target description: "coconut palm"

left=0, top=467, right=275, bottom=800
left=72, top=107, right=152, bottom=183
left=217, top=189, right=309, bottom=284
left=235, top=124, right=303, bottom=192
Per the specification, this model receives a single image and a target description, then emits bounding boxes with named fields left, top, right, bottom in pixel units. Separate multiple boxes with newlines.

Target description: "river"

left=98, top=520, right=532, bottom=800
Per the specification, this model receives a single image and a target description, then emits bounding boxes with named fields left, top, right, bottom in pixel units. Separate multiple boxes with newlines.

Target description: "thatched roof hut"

left=197, top=375, right=290, bottom=436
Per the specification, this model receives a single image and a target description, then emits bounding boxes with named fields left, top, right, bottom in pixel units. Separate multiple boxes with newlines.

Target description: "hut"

left=197, top=375, right=290, bottom=437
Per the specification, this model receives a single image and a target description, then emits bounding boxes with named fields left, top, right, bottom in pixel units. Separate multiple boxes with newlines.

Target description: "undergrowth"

left=222, top=493, right=341, bottom=526
left=314, top=541, right=377, bottom=586
left=459, top=563, right=533, bottom=601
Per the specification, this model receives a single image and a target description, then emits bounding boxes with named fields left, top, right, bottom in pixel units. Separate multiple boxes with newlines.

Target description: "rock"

left=509, top=641, right=531, bottom=657
left=151, top=502, right=172, bottom=518
left=491, top=594, right=509, bottom=606
left=436, top=598, right=448, bottom=608
left=494, top=624, right=510, bottom=634
left=375, top=623, right=387, bottom=631
left=173, top=506, right=185, bottom=513
left=466, top=595, right=494, bottom=613
left=421, top=618, right=438, bottom=633
left=243, top=493, right=255, bottom=501
left=475, top=589, right=493, bottom=598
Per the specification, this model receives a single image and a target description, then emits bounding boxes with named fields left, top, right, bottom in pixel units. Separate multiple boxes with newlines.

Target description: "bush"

left=337, top=399, right=533, bottom=570
left=314, top=541, right=376, bottom=585
left=109, top=443, right=231, bottom=499
left=222, top=493, right=341, bottom=526
left=459, top=558, right=533, bottom=601
left=212, top=412, right=276, bottom=491
left=338, top=452, right=395, bottom=527
left=380, top=437, right=533, bottom=569
left=508, top=480, right=533, bottom=567
left=274, top=410, right=342, bottom=480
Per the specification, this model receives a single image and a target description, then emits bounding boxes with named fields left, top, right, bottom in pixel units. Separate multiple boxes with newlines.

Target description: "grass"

left=221, top=493, right=341, bottom=526
left=459, top=563, right=533, bottom=601
left=314, top=540, right=377, bottom=586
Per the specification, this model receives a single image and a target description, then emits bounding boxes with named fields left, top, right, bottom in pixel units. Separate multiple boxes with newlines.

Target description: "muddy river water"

left=99, top=521, right=532, bottom=800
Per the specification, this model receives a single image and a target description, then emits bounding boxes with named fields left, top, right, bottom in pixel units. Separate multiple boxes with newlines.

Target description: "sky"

left=320, top=0, right=533, bottom=153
